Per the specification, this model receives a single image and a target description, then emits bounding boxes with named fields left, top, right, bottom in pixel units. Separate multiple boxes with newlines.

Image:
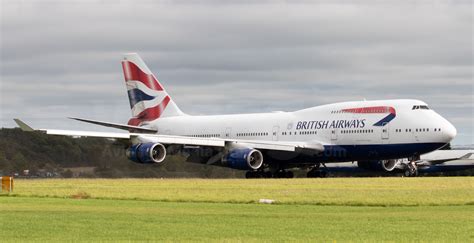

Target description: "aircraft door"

left=331, top=129, right=338, bottom=141
left=225, top=127, right=232, bottom=138
left=413, top=130, right=419, bottom=142
left=272, top=126, right=279, bottom=141
left=381, top=123, right=389, bottom=140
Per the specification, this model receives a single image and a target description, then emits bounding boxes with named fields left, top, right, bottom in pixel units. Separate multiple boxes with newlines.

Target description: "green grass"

left=1, top=178, right=473, bottom=242
left=1, top=197, right=473, bottom=242
left=6, top=177, right=474, bottom=206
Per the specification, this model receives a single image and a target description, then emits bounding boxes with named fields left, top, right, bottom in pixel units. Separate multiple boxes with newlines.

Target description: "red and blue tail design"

left=342, top=106, right=396, bottom=126
left=121, top=53, right=183, bottom=126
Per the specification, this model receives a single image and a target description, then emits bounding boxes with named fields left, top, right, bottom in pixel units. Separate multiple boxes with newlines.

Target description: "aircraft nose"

left=443, top=121, right=457, bottom=142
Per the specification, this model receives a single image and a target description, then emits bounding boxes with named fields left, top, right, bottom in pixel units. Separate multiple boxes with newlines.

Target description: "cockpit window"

left=412, top=105, right=429, bottom=110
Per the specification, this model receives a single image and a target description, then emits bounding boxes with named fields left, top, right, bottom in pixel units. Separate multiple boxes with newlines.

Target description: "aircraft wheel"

left=404, top=165, right=418, bottom=177
left=273, top=170, right=282, bottom=178
left=411, top=168, right=419, bottom=177
left=274, top=170, right=292, bottom=178
left=245, top=171, right=255, bottom=179
left=319, top=171, right=327, bottom=178
left=403, top=169, right=411, bottom=177
left=307, top=170, right=319, bottom=178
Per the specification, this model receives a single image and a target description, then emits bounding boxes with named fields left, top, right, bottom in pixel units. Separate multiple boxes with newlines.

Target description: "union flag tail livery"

left=121, top=53, right=184, bottom=126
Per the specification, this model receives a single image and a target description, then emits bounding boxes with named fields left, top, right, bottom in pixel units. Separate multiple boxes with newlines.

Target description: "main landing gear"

left=245, top=170, right=294, bottom=179
left=273, top=170, right=294, bottom=178
left=307, top=163, right=328, bottom=178
left=245, top=170, right=271, bottom=178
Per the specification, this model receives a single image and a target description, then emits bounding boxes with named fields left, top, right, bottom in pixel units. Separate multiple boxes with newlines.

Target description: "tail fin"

left=121, top=53, right=184, bottom=126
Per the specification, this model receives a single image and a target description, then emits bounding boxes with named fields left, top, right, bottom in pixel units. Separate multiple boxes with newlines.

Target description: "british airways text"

left=296, top=119, right=366, bottom=130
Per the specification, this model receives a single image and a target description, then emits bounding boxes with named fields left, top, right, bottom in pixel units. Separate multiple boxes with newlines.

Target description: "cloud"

left=1, top=1, right=472, bottom=144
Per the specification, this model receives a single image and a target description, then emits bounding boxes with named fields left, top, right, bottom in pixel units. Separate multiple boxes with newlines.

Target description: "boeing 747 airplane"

left=14, top=53, right=457, bottom=178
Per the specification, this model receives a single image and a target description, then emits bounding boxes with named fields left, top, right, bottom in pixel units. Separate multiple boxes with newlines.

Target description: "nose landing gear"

left=403, top=156, right=420, bottom=177
left=404, top=161, right=419, bottom=177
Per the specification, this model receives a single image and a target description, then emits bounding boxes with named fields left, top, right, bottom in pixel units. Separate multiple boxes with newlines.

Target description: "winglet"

left=13, top=119, right=35, bottom=132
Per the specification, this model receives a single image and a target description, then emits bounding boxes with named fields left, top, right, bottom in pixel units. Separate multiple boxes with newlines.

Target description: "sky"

left=1, top=0, right=473, bottom=144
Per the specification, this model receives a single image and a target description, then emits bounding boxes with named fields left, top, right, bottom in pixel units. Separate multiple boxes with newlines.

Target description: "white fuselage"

left=139, top=99, right=457, bottom=165
left=148, top=99, right=456, bottom=149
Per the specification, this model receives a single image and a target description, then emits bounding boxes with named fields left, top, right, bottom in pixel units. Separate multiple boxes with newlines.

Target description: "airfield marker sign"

left=1, top=176, right=13, bottom=192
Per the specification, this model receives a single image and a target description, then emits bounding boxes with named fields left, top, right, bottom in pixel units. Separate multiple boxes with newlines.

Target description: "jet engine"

left=357, top=159, right=399, bottom=172
left=224, top=148, right=264, bottom=170
left=126, top=143, right=167, bottom=164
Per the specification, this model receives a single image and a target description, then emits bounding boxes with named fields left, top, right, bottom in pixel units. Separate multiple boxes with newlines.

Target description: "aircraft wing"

left=417, top=151, right=474, bottom=166
left=14, top=119, right=325, bottom=153
left=68, top=117, right=157, bottom=133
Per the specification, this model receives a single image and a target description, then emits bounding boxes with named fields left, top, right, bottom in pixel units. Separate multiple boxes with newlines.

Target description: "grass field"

left=1, top=178, right=473, bottom=242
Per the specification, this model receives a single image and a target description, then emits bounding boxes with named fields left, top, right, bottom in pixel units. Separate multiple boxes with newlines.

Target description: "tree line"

left=0, top=128, right=242, bottom=178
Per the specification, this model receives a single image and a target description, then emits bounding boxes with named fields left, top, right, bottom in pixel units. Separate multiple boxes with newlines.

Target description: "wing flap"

left=46, top=129, right=131, bottom=139
left=133, top=134, right=325, bottom=152
left=136, top=134, right=225, bottom=147
left=227, top=140, right=296, bottom=151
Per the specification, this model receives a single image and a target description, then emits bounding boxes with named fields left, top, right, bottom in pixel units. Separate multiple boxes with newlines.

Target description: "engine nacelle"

left=357, top=159, right=398, bottom=172
left=225, top=148, right=263, bottom=170
left=126, top=143, right=167, bottom=164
